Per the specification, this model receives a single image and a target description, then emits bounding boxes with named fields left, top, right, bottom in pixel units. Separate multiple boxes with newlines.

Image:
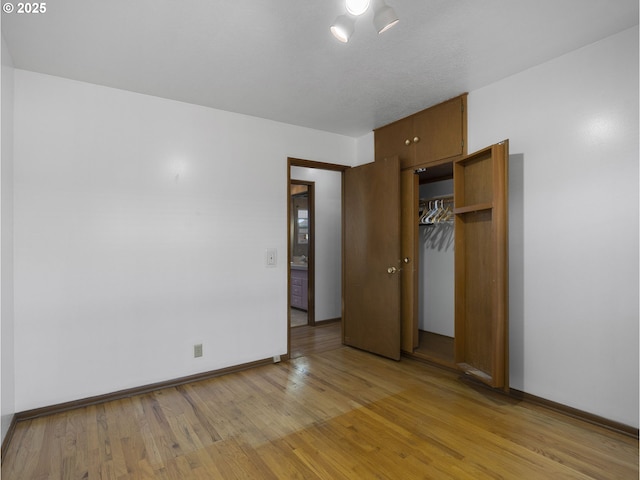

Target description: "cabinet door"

left=344, top=157, right=402, bottom=360
left=374, top=116, right=413, bottom=165
left=414, top=95, right=466, bottom=166
left=401, top=168, right=419, bottom=352
left=453, top=141, right=508, bottom=390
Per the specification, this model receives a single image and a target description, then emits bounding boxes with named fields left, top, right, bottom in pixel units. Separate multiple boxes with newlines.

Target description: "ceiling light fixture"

left=330, top=14, right=356, bottom=43
left=373, top=0, right=399, bottom=33
left=330, top=0, right=398, bottom=43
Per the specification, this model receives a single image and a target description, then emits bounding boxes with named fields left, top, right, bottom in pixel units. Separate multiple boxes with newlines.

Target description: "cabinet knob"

left=403, top=257, right=410, bottom=263
left=404, top=139, right=411, bottom=146
left=387, top=266, right=398, bottom=274
left=413, top=136, right=420, bottom=143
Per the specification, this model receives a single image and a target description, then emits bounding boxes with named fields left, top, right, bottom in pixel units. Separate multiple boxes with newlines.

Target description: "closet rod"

left=419, top=195, right=454, bottom=225
left=419, top=194, right=453, bottom=203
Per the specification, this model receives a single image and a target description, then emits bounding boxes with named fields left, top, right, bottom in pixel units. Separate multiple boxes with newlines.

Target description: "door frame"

left=290, top=180, right=315, bottom=327
left=287, top=158, right=349, bottom=358
left=403, top=165, right=455, bottom=366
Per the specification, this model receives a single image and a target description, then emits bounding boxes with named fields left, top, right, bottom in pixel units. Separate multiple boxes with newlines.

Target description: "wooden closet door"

left=413, top=95, right=466, bottom=165
left=374, top=116, right=413, bottom=165
left=343, top=157, right=402, bottom=360
left=453, top=141, right=509, bottom=389
left=401, top=168, right=419, bottom=352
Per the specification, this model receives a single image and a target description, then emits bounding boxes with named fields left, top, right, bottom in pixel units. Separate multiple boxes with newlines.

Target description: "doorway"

left=287, top=158, right=348, bottom=358
left=290, top=181, right=314, bottom=327
left=414, top=176, right=455, bottom=365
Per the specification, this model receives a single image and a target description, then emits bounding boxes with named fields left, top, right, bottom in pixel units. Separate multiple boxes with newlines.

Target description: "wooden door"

left=400, top=168, right=419, bottom=352
left=343, top=157, right=402, bottom=360
left=374, top=116, right=413, bottom=165
left=453, top=141, right=509, bottom=390
left=414, top=95, right=467, bottom=166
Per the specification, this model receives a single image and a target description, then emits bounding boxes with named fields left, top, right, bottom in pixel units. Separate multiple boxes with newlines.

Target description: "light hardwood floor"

left=290, top=308, right=308, bottom=328
left=290, top=321, right=342, bottom=359
left=2, top=323, right=638, bottom=479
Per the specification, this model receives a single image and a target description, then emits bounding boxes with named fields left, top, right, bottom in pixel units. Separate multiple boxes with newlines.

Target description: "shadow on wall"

left=509, top=153, right=525, bottom=386
left=421, top=222, right=454, bottom=251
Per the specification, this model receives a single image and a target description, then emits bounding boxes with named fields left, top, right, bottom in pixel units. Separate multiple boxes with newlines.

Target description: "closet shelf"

left=453, top=202, right=493, bottom=215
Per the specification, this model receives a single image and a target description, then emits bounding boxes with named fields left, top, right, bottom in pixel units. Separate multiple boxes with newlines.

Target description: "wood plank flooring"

left=415, top=330, right=455, bottom=364
left=3, top=324, right=638, bottom=479
left=290, top=321, right=342, bottom=359
left=290, top=308, right=308, bottom=328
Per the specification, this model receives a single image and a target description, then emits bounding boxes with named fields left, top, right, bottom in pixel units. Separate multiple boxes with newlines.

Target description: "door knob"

left=387, top=266, right=398, bottom=274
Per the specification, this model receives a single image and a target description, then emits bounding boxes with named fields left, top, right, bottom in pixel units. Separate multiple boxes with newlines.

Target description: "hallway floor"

left=290, top=307, right=307, bottom=327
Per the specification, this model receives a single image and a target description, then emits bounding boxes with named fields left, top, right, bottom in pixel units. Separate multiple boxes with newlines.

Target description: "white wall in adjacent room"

left=290, top=167, right=342, bottom=322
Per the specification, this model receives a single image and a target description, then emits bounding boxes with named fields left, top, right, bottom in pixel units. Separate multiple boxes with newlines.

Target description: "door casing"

left=287, top=158, right=349, bottom=358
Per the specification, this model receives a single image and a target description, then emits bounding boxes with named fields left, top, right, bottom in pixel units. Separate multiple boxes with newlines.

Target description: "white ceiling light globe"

left=346, top=0, right=370, bottom=16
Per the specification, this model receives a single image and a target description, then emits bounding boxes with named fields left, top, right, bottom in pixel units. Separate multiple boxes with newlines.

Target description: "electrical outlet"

left=194, top=344, right=203, bottom=358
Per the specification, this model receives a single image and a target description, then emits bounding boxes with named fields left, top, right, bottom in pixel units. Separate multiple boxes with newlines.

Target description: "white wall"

left=356, top=132, right=375, bottom=166
left=418, top=180, right=454, bottom=337
left=290, top=167, right=342, bottom=322
left=13, top=70, right=356, bottom=411
left=1, top=34, right=15, bottom=442
left=468, top=26, right=639, bottom=427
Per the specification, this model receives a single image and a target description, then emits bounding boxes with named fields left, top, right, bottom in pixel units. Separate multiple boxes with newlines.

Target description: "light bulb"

left=346, top=0, right=370, bottom=16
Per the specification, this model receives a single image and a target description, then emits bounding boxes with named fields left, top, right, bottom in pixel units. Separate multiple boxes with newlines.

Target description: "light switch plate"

left=265, top=248, right=277, bottom=267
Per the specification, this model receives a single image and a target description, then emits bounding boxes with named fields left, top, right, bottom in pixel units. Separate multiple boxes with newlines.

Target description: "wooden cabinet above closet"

left=374, top=94, right=467, bottom=170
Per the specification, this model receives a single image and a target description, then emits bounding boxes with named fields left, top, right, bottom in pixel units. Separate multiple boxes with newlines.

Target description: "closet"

left=343, top=94, right=509, bottom=391
left=401, top=159, right=458, bottom=368
left=404, top=142, right=509, bottom=389
left=415, top=181, right=455, bottom=365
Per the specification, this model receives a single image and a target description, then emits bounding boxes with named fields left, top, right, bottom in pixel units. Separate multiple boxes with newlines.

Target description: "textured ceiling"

left=2, top=0, right=638, bottom=137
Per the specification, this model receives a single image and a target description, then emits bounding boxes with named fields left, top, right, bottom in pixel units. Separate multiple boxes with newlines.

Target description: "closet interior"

left=411, top=166, right=456, bottom=367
